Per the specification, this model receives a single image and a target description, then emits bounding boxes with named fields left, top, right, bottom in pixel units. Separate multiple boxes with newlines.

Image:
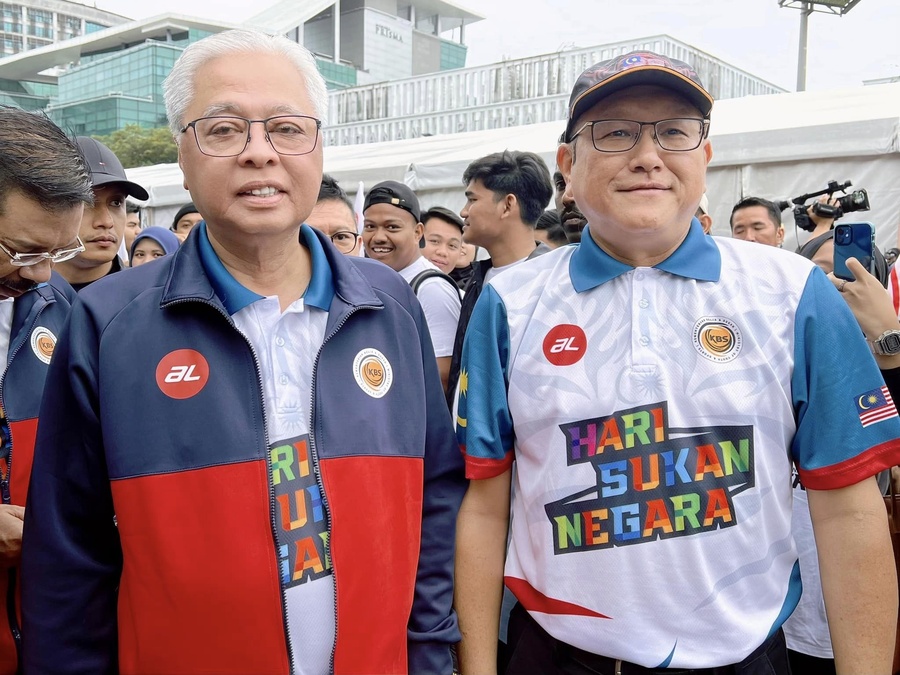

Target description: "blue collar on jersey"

left=569, top=218, right=721, bottom=292
left=197, top=222, right=334, bottom=314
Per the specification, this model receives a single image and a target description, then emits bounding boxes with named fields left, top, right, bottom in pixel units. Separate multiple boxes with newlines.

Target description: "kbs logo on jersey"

left=155, top=349, right=210, bottom=399
left=692, top=317, right=742, bottom=363
left=30, top=326, right=56, bottom=364
left=542, top=324, right=587, bottom=366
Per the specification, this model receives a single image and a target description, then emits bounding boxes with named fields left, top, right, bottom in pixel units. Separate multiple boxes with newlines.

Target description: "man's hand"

left=0, top=505, right=25, bottom=568
left=827, top=257, right=900, bottom=369
left=807, top=195, right=840, bottom=236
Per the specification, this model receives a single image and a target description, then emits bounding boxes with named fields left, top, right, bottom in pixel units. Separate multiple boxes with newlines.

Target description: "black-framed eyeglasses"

left=180, top=115, right=322, bottom=157
left=0, top=236, right=85, bottom=267
left=571, top=118, right=710, bottom=153
left=329, top=230, right=358, bottom=253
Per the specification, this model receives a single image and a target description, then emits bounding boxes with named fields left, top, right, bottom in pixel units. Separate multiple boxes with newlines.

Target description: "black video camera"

left=787, top=180, right=870, bottom=232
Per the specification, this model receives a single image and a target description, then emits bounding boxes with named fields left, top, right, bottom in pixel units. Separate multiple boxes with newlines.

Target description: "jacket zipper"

left=164, top=298, right=297, bottom=672
left=308, top=304, right=379, bottom=675
left=0, top=296, right=52, bottom=658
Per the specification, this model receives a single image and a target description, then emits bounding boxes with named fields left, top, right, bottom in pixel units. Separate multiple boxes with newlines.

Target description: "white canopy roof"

left=127, top=82, right=900, bottom=248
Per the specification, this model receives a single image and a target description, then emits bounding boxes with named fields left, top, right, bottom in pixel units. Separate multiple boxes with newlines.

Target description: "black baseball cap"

left=364, top=181, right=421, bottom=223
left=563, top=51, right=713, bottom=143
left=75, top=136, right=149, bottom=201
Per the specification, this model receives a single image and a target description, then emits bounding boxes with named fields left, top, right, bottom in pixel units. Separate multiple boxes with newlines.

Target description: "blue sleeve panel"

left=456, top=284, right=515, bottom=479
left=791, top=267, right=900, bottom=489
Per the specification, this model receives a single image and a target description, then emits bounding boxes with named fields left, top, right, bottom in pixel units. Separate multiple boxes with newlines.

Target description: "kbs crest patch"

left=30, top=327, right=56, bottom=364
left=692, top=317, right=741, bottom=363
left=353, top=348, right=393, bottom=398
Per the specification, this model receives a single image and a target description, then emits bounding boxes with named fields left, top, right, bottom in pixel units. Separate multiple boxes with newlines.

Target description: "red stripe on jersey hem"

left=798, top=439, right=900, bottom=490
left=505, top=576, right=610, bottom=618
left=891, top=267, right=900, bottom=316
left=462, top=445, right=513, bottom=479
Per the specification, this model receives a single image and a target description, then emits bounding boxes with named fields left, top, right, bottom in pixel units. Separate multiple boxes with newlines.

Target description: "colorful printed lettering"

left=547, top=402, right=754, bottom=554
left=270, top=435, right=331, bottom=587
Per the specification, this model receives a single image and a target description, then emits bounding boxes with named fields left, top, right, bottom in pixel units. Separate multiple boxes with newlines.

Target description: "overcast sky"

left=86, top=0, right=898, bottom=91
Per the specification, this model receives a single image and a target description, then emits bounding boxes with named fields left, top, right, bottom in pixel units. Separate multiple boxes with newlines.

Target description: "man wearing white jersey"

left=455, top=50, right=900, bottom=674
left=363, top=181, right=461, bottom=393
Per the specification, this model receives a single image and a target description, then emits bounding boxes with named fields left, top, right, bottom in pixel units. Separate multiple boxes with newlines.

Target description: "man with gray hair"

left=22, top=30, right=464, bottom=674
left=0, top=105, right=91, bottom=675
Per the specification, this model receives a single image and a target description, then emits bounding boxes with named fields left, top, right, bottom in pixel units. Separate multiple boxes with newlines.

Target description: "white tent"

left=127, top=82, right=900, bottom=250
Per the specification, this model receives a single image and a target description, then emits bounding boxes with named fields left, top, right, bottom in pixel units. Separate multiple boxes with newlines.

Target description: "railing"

left=325, top=35, right=787, bottom=146
left=324, top=96, right=568, bottom=146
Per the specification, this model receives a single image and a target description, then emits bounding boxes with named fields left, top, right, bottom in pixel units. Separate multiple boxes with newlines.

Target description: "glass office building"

left=0, top=0, right=126, bottom=57
left=0, top=1, right=484, bottom=137
left=50, top=33, right=206, bottom=136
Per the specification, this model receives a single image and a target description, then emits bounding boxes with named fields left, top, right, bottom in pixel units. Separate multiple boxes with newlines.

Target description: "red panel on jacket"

left=111, top=459, right=290, bottom=674
left=9, top=418, right=37, bottom=505
left=325, top=455, right=423, bottom=674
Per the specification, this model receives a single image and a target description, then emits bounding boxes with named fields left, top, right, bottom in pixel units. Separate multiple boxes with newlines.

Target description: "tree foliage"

left=92, top=125, right=178, bottom=169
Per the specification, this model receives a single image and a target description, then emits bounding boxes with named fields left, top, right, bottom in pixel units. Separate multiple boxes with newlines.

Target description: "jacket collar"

left=161, top=223, right=382, bottom=314
left=195, top=222, right=335, bottom=314
left=570, top=218, right=721, bottom=293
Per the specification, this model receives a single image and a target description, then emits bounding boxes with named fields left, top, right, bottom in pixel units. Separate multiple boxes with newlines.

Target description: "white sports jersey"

left=457, top=221, right=900, bottom=668
left=399, top=256, right=460, bottom=357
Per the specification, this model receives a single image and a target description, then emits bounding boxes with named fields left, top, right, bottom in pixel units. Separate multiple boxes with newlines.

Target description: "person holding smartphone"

left=790, top=236, right=895, bottom=673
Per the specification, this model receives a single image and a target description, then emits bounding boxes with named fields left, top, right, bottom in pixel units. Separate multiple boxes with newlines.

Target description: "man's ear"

left=703, top=140, right=713, bottom=165
left=178, top=150, right=189, bottom=191
left=501, top=193, right=518, bottom=219
left=557, top=143, right=574, bottom=179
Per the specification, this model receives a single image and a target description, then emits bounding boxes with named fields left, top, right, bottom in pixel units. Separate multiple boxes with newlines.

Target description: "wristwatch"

left=870, top=329, right=900, bottom=356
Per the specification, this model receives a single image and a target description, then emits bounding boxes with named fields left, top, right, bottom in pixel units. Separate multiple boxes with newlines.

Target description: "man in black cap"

left=170, top=202, right=203, bottom=244
left=363, top=180, right=461, bottom=392
left=55, top=137, right=149, bottom=291
left=455, top=51, right=900, bottom=674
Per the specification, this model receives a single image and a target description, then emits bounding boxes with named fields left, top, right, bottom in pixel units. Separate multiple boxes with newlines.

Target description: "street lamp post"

left=778, top=0, right=864, bottom=92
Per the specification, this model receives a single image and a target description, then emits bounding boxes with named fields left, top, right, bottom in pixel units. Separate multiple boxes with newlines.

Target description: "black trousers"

left=504, top=603, right=792, bottom=675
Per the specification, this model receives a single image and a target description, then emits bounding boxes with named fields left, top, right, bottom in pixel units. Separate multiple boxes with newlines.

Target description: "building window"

left=1, top=33, right=22, bottom=55
left=57, top=14, right=81, bottom=40
left=85, top=21, right=106, bottom=34
left=26, top=8, right=52, bottom=38
left=26, top=37, right=50, bottom=50
left=0, top=3, right=21, bottom=21
left=0, top=1, right=19, bottom=33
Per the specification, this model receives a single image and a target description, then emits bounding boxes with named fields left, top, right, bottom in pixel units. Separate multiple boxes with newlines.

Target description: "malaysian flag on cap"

left=855, top=385, right=899, bottom=427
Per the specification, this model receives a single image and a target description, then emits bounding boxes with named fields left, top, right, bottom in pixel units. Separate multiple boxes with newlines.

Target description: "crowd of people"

left=0, top=27, right=898, bottom=675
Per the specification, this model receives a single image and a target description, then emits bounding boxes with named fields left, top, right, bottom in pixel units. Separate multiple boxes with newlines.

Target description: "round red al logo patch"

left=542, top=324, right=587, bottom=366
left=155, top=349, right=210, bottom=399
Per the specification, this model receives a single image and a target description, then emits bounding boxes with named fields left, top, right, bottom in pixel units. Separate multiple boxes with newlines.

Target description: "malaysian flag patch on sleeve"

left=855, top=385, right=899, bottom=427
